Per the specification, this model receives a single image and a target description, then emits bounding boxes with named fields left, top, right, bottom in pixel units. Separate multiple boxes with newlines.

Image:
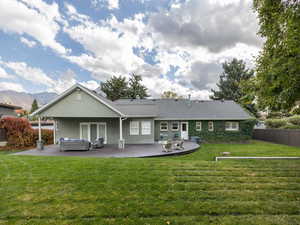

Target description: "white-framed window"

left=141, top=121, right=151, bottom=135
left=130, top=121, right=139, bottom=135
left=160, top=122, right=168, bottom=131
left=196, top=121, right=202, bottom=131
left=225, top=121, right=239, bottom=131
left=208, top=121, right=214, bottom=131
left=171, top=122, right=179, bottom=131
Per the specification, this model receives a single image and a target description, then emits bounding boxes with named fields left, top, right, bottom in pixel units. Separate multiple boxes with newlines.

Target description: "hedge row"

left=265, top=116, right=300, bottom=129
left=0, top=117, right=53, bottom=148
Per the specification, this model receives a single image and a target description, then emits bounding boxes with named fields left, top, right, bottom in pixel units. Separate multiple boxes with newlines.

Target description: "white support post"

left=38, top=117, right=42, bottom=142
left=53, top=120, right=56, bottom=144
left=119, top=117, right=124, bottom=149
left=37, top=116, right=44, bottom=150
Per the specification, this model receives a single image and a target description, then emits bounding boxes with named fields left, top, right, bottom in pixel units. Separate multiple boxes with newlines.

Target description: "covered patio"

left=12, top=141, right=199, bottom=158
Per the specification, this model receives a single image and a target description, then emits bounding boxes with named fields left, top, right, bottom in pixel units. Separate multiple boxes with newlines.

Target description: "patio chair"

left=161, top=140, right=172, bottom=152
left=91, top=137, right=104, bottom=150
left=173, top=139, right=184, bottom=150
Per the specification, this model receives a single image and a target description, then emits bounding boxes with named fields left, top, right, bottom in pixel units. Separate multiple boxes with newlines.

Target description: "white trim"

left=141, top=121, right=151, bottom=135
left=208, top=121, right=214, bottom=131
left=196, top=121, right=202, bottom=131
left=216, top=156, right=300, bottom=162
left=130, top=121, right=139, bottom=135
left=160, top=121, right=168, bottom=131
left=225, top=121, right=239, bottom=131
left=31, top=83, right=124, bottom=117
left=79, top=122, right=107, bottom=144
left=53, top=120, right=56, bottom=144
left=171, top=121, right=179, bottom=131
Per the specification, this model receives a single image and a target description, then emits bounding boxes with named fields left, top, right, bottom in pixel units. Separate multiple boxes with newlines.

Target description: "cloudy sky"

left=0, top=0, right=262, bottom=99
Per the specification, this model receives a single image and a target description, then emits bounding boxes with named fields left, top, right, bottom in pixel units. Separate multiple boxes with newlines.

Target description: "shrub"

left=287, top=116, right=300, bottom=126
left=0, top=117, right=53, bottom=148
left=291, top=107, right=300, bottom=115
left=33, top=129, right=53, bottom=145
left=281, top=124, right=300, bottom=129
left=265, top=119, right=287, bottom=128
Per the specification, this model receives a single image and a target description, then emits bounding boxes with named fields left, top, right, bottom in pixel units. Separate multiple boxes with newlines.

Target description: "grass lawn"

left=0, top=140, right=299, bottom=225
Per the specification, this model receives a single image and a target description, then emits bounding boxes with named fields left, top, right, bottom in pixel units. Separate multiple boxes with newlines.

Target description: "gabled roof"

left=31, top=83, right=124, bottom=117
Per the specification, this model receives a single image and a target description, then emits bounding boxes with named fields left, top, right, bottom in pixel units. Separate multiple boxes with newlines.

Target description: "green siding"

left=154, top=120, right=182, bottom=141
left=40, top=90, right=119, bottom=118
left=123, top=118, right=155, bottom=144
left=55, top=117, right=155, bottom=144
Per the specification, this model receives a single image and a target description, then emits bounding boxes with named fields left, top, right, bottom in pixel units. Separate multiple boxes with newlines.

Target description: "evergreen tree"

left=30, top=99, right=39, bottom=113
left=127, top=73, right=149, bottom=99
left=210, top=58, right=257, bottom=116
left=100, top=76, right=129, bottom=101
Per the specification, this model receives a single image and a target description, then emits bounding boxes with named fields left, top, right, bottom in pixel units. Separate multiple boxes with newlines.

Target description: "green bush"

left=291, top=107, right=300, bottom=115
left=265, top=119, right=287, bottom=128
left=287, top=116, right=300, bottom=126
left=281, top=124, right=300, bottom=129
left=266, top=111, right=291, bottom=119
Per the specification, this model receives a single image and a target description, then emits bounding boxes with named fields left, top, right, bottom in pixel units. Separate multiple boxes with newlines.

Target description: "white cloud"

left=0, top=66, right=14, bottom=79
left=142, top=77, right=211, bottom=100
left=0, top=0, right=68, bottom=54
left=107, top=0, right=119, bottom=9
left=1, top=61, right=56, bottom=87
left=20, top=37, right=37, bottom=47
left=80, top=80, right=99, bottom=90
left=0, top=82, right=25, bottom=92
left=63, top=11, right=152, bottom=80
left=0, top=60, right=99, bottom=94
left=91, top=0, right=119, bottom=10
left=62, top=1, right=261, bottom=98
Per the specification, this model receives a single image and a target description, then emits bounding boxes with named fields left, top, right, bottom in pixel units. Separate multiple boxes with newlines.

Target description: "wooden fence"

left=253, top=129, right=300, bottom=147
left=0, top=128, right=7, bottom=142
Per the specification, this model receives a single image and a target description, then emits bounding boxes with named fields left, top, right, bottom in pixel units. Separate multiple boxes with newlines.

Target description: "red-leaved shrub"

left=0, top=117, right=53, bottom=148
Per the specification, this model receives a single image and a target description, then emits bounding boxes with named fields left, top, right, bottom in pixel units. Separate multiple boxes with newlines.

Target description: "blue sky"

left=0, top=0, right=262, bottom=99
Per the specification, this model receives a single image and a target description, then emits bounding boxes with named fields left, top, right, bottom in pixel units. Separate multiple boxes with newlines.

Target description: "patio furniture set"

left=59, top=137, right=104, bottom=151
left=160, top=139, right=185, bottom=152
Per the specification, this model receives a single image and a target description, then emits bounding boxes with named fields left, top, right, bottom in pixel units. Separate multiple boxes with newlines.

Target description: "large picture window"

left=160, top=122, right=168, bottom=131
left=130, top=121, right=139, bottom=135
left=225, top=121, right=239, bottom=131
left=141, top=121, right=151, bottom=135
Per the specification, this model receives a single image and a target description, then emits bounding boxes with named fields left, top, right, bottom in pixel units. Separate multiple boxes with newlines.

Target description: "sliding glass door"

left=80, top=122, right=107, bottom=143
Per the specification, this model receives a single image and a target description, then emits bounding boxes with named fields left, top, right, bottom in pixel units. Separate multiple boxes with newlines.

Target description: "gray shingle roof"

left=114, top=99, right=253, bottom=120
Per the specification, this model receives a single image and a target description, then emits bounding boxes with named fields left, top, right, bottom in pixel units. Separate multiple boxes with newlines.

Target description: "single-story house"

left=32, top=83, right=254, bottom=148
left=0, top=103, right=22, bottom=118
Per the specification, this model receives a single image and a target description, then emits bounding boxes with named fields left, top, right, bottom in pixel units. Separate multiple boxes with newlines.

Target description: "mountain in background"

left=0, top=90, right=58, bottom=110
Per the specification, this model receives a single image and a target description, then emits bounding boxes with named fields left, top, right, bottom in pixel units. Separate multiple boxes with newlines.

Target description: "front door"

left=181, top=122, right=189, bottom=140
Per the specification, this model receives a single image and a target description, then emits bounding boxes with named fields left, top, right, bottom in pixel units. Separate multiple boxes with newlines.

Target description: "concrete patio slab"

left=12, top=141, right=199, bottom=158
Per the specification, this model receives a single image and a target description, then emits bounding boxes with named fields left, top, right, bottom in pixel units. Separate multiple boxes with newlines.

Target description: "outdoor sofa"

left=59, top=138, right=90, bottom=151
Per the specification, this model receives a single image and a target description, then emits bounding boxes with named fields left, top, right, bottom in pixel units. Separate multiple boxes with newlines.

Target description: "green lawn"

left=0, top=140, right=300, bottom=225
